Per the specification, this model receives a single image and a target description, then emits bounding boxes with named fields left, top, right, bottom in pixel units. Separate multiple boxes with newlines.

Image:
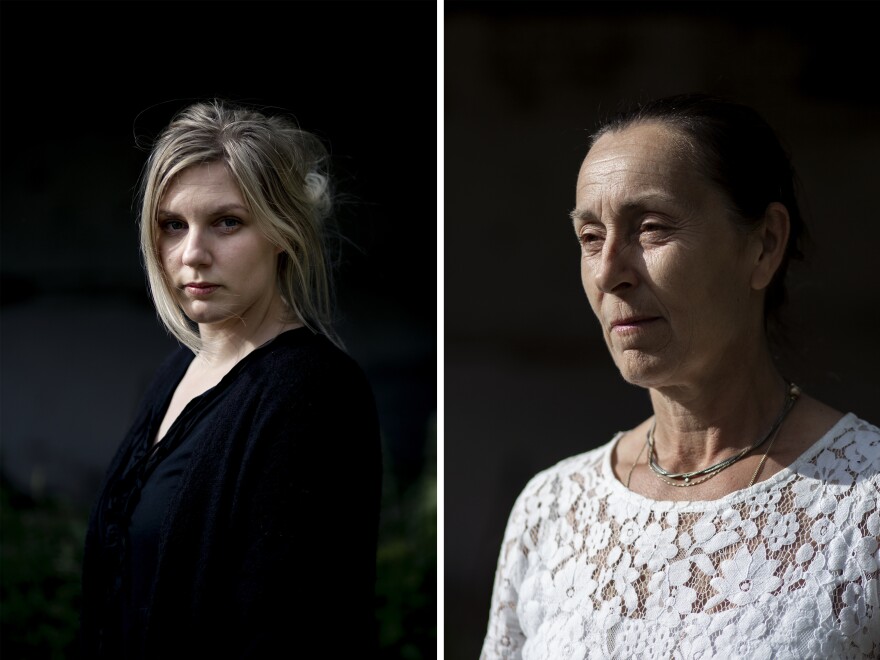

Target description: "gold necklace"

left=626, top=381, right=800, bottom=489
left=625, top=429, right=650, bottom=489
left=747, top=420, right=785, bottom=487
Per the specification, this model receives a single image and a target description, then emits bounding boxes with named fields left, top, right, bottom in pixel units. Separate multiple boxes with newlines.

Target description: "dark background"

left=444, top=2, right=880, bottom=659
left=0, top=1, right=437, bottom=658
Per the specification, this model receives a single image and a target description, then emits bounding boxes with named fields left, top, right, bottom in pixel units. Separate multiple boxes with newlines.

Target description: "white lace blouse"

left=480, top=413, right=880, bottom=659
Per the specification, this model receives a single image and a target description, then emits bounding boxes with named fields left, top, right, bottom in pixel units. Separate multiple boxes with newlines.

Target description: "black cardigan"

left=79, top=328, right=383, bottom=658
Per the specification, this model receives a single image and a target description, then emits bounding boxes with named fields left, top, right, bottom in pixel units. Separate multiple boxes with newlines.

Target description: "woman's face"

left=573, top=122, right=764, bottom=389
left=157, top=161, right=282, bottom=331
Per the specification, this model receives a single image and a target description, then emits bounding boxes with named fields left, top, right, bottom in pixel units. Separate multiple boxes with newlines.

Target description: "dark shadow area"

left=0, top=1, right=437, bottom=658
left=444, top=2, right=880, bottom=658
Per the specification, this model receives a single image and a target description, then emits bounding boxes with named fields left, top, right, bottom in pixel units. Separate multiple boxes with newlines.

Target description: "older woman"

left=78, top=100, right=382, bottom=658
left=481, top=94, right=879, bottom=659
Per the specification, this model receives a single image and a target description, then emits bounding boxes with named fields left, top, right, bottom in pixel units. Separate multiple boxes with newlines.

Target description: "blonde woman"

left=78, top=100, right=382, bottom=658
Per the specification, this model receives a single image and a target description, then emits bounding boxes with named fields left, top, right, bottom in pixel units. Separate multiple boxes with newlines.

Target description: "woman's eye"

left=579, top=231, right=602, bottom=246
left=639, top=221, right=670, bottom=240
left=218, top=217, right=242, bottom=230
left=160, top=220, right=186, bottom=233
left=639, top=216, right=669, bottom=233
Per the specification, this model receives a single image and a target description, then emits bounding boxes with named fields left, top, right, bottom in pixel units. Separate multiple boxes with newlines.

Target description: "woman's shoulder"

left=814, top=411, right=880, bottom=469
left=795, top=410, right=880, bottom=458
left=515, top=433, right=622, bottom=503
left=141, top=343, right=194, bottom=400
left=497, top=435, right=622, bottom=544
left=783, top=411, right=880, bottom=501
left=226, top=328, right=377, bottom=430
left=849, top=412, right=880, bottom=437
left=243, top=327, right=370, bottom=389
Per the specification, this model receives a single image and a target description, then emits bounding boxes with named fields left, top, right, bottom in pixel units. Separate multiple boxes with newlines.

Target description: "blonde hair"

left=137, top=99, right=341, bottom=352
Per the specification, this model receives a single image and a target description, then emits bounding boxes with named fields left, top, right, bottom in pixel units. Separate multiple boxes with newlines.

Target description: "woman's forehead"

left=578, top=126, right=698, bottom=194
left=583, top=122, right=690, bottom=173
left=573, top=123, right=728, bottom=223
left=160, top=163, right=244, bottom=208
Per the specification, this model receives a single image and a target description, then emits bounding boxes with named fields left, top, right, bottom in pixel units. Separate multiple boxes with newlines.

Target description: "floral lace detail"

left=481, top=413, right=880, bottom=659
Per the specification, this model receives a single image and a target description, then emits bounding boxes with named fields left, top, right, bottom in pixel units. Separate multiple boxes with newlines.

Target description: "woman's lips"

left=610, top=317, right=661, bottom=334
left=183, top=283, right=220, bottom=297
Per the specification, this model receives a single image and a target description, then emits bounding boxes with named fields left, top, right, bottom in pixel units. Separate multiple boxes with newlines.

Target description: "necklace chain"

left=626, top=381, right=801, bottom=489
left=747, top=414, right=787, bottom=487
left=625, top=434, right=648, bottom=489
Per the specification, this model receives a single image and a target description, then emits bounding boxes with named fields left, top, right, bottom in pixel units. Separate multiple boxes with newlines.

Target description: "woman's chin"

left=613, top=351, right=674, bottom=389
left=179, top=306, right=235, bottom=327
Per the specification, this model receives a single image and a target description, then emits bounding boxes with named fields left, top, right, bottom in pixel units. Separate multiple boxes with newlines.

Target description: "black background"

left=6, top=1, right=880, bottom=658
left=2, top=0, right=437, bottom=510
left=1, top=1, right=437, bottom=657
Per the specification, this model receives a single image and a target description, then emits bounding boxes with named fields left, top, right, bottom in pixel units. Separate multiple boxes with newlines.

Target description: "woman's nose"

left=594, top=235, right=637, bottom=294
left=181, top=228, right=212, bottom=268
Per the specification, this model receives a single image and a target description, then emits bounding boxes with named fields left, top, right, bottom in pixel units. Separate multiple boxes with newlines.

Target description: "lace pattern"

left=480, top=413, right=880, bottom=659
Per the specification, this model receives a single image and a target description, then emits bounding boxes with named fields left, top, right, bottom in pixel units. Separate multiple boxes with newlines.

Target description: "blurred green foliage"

left=375, top=414, right=438, bottom=659
left=0, top=416, right=437, bottom=659
left=1, top=474, right=86, bottom=660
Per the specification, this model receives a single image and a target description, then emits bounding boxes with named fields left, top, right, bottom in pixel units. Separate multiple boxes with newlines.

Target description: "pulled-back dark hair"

left=589, top=93, right=807, bottom=336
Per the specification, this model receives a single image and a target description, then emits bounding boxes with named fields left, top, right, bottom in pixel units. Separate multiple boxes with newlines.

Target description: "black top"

left=79, top=328, right=383, bottom=659
left=122, top=394, right=205, bottom=655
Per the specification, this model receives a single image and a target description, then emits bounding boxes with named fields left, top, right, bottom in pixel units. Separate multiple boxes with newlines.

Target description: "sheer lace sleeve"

left=481, top=458, right=582, bottom=659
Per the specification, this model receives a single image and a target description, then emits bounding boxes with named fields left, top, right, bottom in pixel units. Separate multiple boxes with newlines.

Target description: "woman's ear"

left=750, top=201, right=790, bottom=291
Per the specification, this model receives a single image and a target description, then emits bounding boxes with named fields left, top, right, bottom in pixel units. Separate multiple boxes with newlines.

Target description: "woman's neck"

left=647, top=351, right=789, bottom=474
left=196, top=294, right=301, bottom=368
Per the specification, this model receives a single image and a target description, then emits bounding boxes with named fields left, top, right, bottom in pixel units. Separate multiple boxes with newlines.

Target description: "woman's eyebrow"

left=570, top=192, right=678, bottom=225
left=569, top=207, right=595, bottom=224
left=157, top=203, right=249, bottom=219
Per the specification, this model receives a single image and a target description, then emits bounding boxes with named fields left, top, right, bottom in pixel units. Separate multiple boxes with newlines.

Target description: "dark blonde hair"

left=137, top=99, right=341, bottom=352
